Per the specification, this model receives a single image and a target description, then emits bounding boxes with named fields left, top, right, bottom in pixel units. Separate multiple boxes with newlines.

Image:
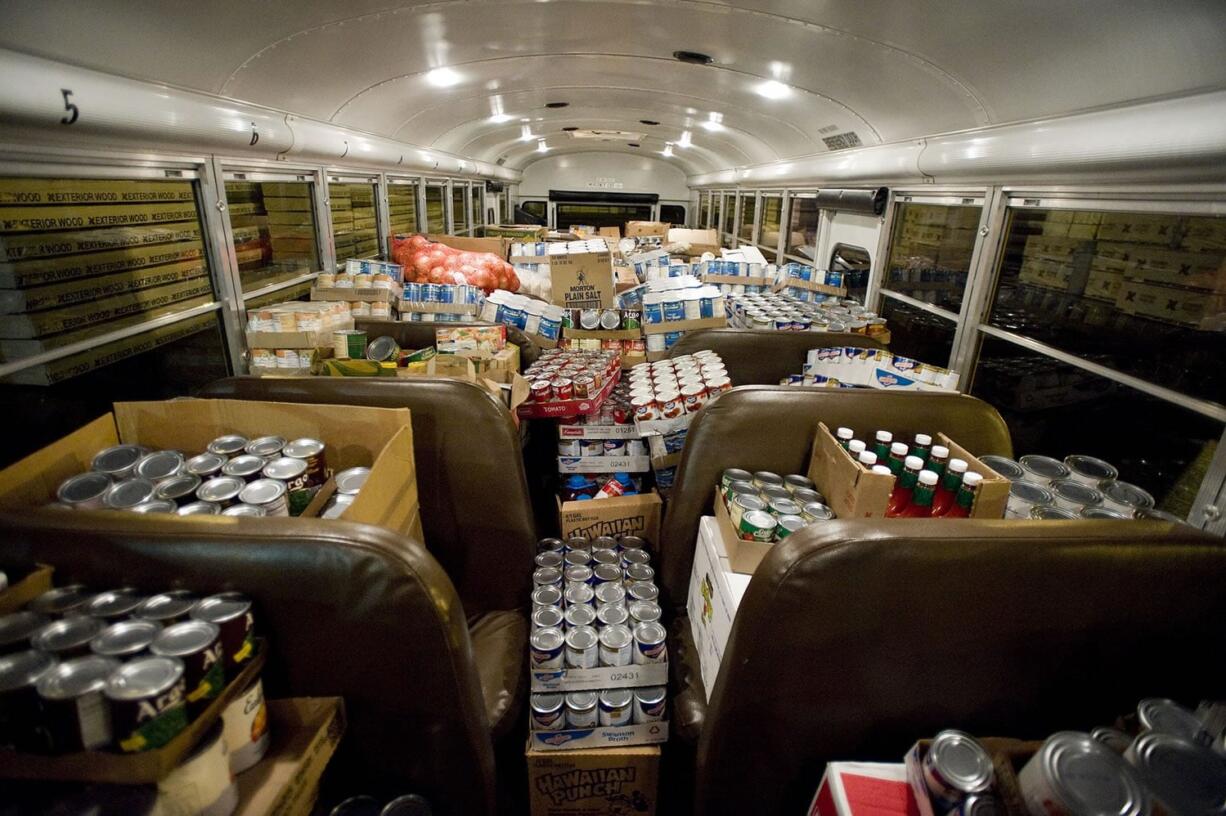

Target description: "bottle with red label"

left=930, top=458, right=968, bottom=517
left=887, top=442, right=909, bottom=476
left=939, top=471, right=983, bottom=518
left=886, top=456, right=925, bottom=516
left=896, top=469, right=940, bottom=518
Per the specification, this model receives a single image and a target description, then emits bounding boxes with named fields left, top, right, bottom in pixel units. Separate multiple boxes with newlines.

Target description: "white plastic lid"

left=932, top=445, right=950, bottom=459
left=524, top=299, right=543, bottom=315
left=836, top=427, right=855, bottom=441
left=848, top=440, right=866, bottom=455
left=875, top=430, right=893, bottom=443
left=858, top=451, right=877, bottom=466
left=905, top=455, right=925, bottom=470
left=918, top=470, right=939, bottom=486
left=890, top=442, right=909, bottom=456
left=871, top=465, right=892, bottom=476
left=963, top=472, right=984, bottom=486
left=915, top=433, right=933, bottom=446
left=949, top=458, right=968, bottom=473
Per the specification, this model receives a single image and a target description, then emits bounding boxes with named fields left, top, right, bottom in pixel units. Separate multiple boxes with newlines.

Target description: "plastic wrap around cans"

left=531, top=693, right=566, bottom=731
left=223, top=674, right=270, bottom=774
left=633, top=686, right=667, bottom=724
left=1017, top=731, right=1149, bottom=816
left=530, top=627, right=565, bottom=670
left=923, top=730, right=995, bottom=808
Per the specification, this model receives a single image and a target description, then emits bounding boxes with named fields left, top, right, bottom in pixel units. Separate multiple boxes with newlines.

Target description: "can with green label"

left=737, top=509, right=777, bottom=543
left=332, top=329, right=367, bottom=360
left=105, top=656, right=188, bottom=752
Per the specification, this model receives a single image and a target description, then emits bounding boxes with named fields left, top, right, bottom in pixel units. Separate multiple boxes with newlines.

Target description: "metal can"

left=283, top=438, right=327, bottom=487
left=632, top=621, right=667, bottom=665
left=979, top=455, right=1025, bottom=482
left=1091, top=727, right=1133, bottom=754
left=775, top=514, right=808, bottom=539
left=565, top=691, right=599, bottom=729
left=783, top=474, right=817, bottom=494
left=91, top=444, right=147, bottom=480
left=0, top=649, right=58, bottom=751
left=752, top=471, right=784, bottom=491
left=245, top=436, right=286, bottom=459
left=597, top=603, right=630, bottom=628
left=552, top=377, right=574, bottom=400
left=0, top=610, right=48, bottom=655
left=36, top=654, right=120, bottom=751
left=565, top=583, right=595, bottom=607
left=1018, top=455, right=1071, bottom=486
left=628, top=600, right=661, bottom=627
left=335, top=467, right=369, bottom=495
left=730, top=493, right=767, bottom=529
left=1049, top=479, right=1103, bottom=512
left=620, top=535, right=648, bottom=552
left=577, top=438, right=604, bottom=458
left=531, top=693, right=566, bottom=731
left=156, top=721, right=239, bottom=816
left=179, top=501, right=222, bottom=516
left=151, top=620, right=224, bottom=715
left=603, top=439, right=626, bottom=456
left=1030, top=506, right=1079, bottom=520
left=534, top=566, right=563, bottom=589
left=598, top=624, right=633, bottom=667
left=767, top=497, right=802, bottom=518
left=537, top=537, right=566, bottom=554
left=57, top=472, right=113, bottom=510
left=726, top=480, right=760, bottom=504
left=366, top=335, right=401, bottom=362
left=598, top=688, right=633, bottom=726
left=529, top=627, right=565, bottom=670
left=558, top=438, right=581, bottom=457
left=631, top=395, right=659, bottom=421
left=1017, top=731, right=1149, bottom=816
left=85, top=589, right=145, bottom=621
left=657, top=390, right=684, bottom=419
left=565, top=565, right=594, bottom=585
left=564, top=604, right=597, bottom=629
left=103, top=478, right=157, bottom=510
left=207, top=435, right=249, bottom=458
left=132, top=498, right=178, bottom=514
left=591, top=548, right=620, bottom=568
left=334, top=329, right=367, bottom=359
left=91, top=619, right=161, bottom=659
left=153, top=473, right=202, bottom=506
left=1006, top=481, right=1054, bottom=519
left=134, top=451, right=185, bottom=483
left=135, top=590, right=198, bottom=625
left=1064, top=454, right=1119, bottom=486
left=532, top=605, right=564, bottom=630
left=262, top=457, right=313, bottom=515
left=737, top=509, right=777, bottom=543
left=594, top=582, right=626, bottom=608
left=532, top=586, right=563, bottom=609
left=239, top=478, right=289, bottom=517
left=28, top=584, right=93, bottom=617
left=622, top=549, right=651, bottom=570
left=106, top=655, right=189, bottom=752
left=564, top=536, right=590, bottom=551
left=222, top=674, right=269, bottom=774
left=32, top=616, right=105, bottom=658
left=592, top=564, right=623, bottom=585
left=564, top=549, right=592, bottom=568
left=1124, top=731, right=1225, bottom=816
left=633, top=686, right=667, bottom=724
left=1100, top=481, right=1155, bottom=515
left=954, top=795, right=1002, bottom=816
left=627, top=582, right=659, bottom=603
left=922, top=729, right=995, bottom=809
left=221, top=455, right=266, bottom=482
left=191, top=593, right=255, bottom=674
left=536, top=551, right=564, bottom=569
left=565, top=626, right=599, bottom=669
left=1080, top=507, right=1129, bottom=520
left=1136, top=697, right=1211, bottom=745
left=625, top=563, right=654, bottom=583
left=184, top=453, right=227, bottom=482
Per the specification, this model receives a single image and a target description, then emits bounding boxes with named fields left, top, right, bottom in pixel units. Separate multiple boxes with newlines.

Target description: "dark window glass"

left=831, top=243, right=871, bottom=304
left=738, top=195, right=756, bottom=242
left=425, top=185, right=446, bottom=233
left=884, top=203, right=980, bottom=313
left=786, top=196, right=819, bottom=261
left=987, top=208, right=1226, bottom=404
left=225, top=180, right=319, bottom=291
left=388, top=182, right=418, bottom=237
left=328, top=182, right=377, bottom=267
left=699, top=194, right=710, bottom=228
left=879, top=297, right=956, bottom=367
left=452, top=184, right=468, bottom=233
left=721, top=194, right=735, bottom=236
left=471, top=185, right=483, bottom=229
left=971, top=336, right=1221, bottom=519
left=760, top=197, right=783, bottom=254
left=521, top=200, right=547, bottom=219
left=660, top=204, right=685, bottom=225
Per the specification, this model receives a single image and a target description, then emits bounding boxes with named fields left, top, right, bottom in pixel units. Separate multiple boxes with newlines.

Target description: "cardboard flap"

left=807, top=421, right=895, bottom=519
left=0, top=415, right=118, bottom=510
left=346, top=425, right=418, bottom=534
left=936, top=432, right=1010, bottom=519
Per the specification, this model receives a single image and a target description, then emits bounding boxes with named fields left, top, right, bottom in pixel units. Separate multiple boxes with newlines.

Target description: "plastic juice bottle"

left=858, top=451, right=878, bottom=468
left=897, top=470, right=940, bottom=518
left=873, top=430, right=893, bottom=460
left=927, top=445, right=950, bottom=482
left=886, top=456, right=925, bottom=516
left=940, top=472, right=983, bottom=518
left=836, top=427, right=855, bottom=450
left=930, top=458, right=968, bottom=517
left=887, top=442, right=909, bottom=476
left=912, top=434, right=933, bottom=466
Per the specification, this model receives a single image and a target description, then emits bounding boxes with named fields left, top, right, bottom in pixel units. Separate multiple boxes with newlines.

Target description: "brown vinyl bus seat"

left=195, top=375, right=532, bottom=738
left=356, top=318, right=539, bottom=369
left=665, top=329, right=884, bottom=385
left=693, top=519, right=1226, bottom=815
left=0, top=511, right=498, bottom=815
left=660, top=386, right=1012, bottom=745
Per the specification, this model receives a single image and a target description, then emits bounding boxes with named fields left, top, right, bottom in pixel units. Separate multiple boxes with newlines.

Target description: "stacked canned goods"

left=640, top=279, right=723, bottom=326
left=978, top=452, right=1173, bottom=522
left=245, top=300, right=351, bottom=334
left=777, top=263, right=845, bottom=303
left=523, top=348, right=621, bottom=404
left=625, top=353, right=730, bottom=420
left=719, top=468, right=834, bottom=542
left=728, top=292, right=889, bottom=336
left=0, top=583, right=266, bottom=777
left=528, top=534, right=668, bottom=732
left=54, top=434, right=331, bottom=518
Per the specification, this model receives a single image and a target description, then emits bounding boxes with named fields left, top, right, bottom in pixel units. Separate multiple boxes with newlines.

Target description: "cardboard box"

left=435, top=324, right=507, bottom=353
left=0, top=400, right=420, bottom=538
left=809, top=762, right=917, bottom=816
left=711, top=489, right=775, bottom=575
left=517, top=369, right=619, bottom=419
left=559, top=423, right=641, bottom=439
left=774, top=277, right=847, bottom=297
left=558, top=490, right=662, bottom=543
left=687, top=516, right=752, bottom=700
left=425, top=234, right=512, bottom=258
left=398, top=301, right=480, bottom=316
left=528, top=722, right=668, bottom=752
left=529, top=659, right=668, bottom=693
left=666, top=228, right=720, bottom=257
left=0, top=563, right=53, bottom=614
left=598, top=226, right=622, bottom=240
left=234, top=698, right=347, bottom=816
left=557, top=455, right=651, bottom=474
left=626, top=221, right=670, bottom=238
left=641, top=315, right=726, bottom=335
left=526, top=744, right=660, bottom=816
left=245, top=325, right=352, bottom=350
left=310, top=285, right=402, bottom=303
left=805, top=423, right=1009, bottom=520
left=550, top=248, right=617, bottom=310
left=563, top=328, right=644, bottom=342
left=483, top=224, right=548, bottom=241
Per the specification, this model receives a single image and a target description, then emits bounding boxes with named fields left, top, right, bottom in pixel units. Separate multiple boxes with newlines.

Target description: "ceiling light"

left=754, top=79, right=792, bottom=99
left=487, top=113, right=513, bottom=124
left=673, top=50, right=714, bottom=66
left=662, top=144, right=674, bottom=157
left=537, top=140, right=548, bottom=153
left=425, top=67, right=462, bottom=87
left=545, top=101, right=569, bottom=109
left=520, top=124, right=534, bottom=141
left=677, top=130, right=692, bottom=148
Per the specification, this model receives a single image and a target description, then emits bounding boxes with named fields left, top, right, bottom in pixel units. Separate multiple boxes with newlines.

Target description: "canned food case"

left=0, top=563, right=53, bottom=614
left=517, top=367, right=621, bottom=420
left=557, top=490, right=663, bottom=544
left=640, top=315, right=727, bottom=335
left=905, top=737, right=1041, bottom=816
left=771, top=276, right=847, bottom=298
left=557, top=455, right=651, bottom=475
left=530, top=661, right=669, bottom=693
left=0, top=640, right=266, bottom=783
left=528, top=720, right=669, bottom=752
left=233, top=697, right=346, bottom=816
left=310, top=284, right=403, bottom=303
left=559, top=423, right=642, bottom=440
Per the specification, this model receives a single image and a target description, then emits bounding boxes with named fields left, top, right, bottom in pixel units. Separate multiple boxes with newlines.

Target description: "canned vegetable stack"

left=778, top=262, right=845, bottom=304
left=523, top=348, right=621, bottom=406
left=53, top=433, right=341, bottom=518
left=528, top=534, right=668, bottom=733
left=720, top=469, right=834, bottom=542
left=557, top=381, right=651, bottom=502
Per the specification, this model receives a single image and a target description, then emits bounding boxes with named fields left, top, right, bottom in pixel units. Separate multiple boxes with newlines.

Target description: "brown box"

left=642, top=316, right=726, bottom=335
left=598, top=226, right=622, bottom=240
left=563, top=328, right=644, bottom=342
left=0, top=400, right=420, bottom=538
left=550, top=249, right=617, bottom=310
left=666, top=228, right=720, bottom=257
left=234, top=697, right=347, bottom=816
left=806, top=423, right=1008, bottom=519
left=625, top=221, right=670, bottom=238
left=527, top=744, right=660, bottom=816
left=425, top=234, right=511, bottom=259
left=0, top=564, right=53, bottom=614
left=712, top=488, right=774, bottom=574
left=558, top=490, right=662, bottom=543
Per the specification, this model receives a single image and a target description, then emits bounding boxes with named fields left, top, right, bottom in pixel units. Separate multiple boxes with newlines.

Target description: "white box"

left=528, top=722, right=669, bottom=752
left=559, top=424, right=643, bottom=439
left=686, top=516, right=752, bottom=700
left=530, top=662, right=668, bottom=693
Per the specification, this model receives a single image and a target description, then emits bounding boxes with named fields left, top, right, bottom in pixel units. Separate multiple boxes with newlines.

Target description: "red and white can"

left=551, top=377, right=574, bottom=400
left=530, top=380, right=553, bottom=402
left=706, top=375, right=732, bottom=394
left=631, top=395, right=660, bottom=421
left=572, top=375, right=594, bottom=399
left=681, top=383, right=708, bottom=413
left=657, top=389, right=684, bottom=419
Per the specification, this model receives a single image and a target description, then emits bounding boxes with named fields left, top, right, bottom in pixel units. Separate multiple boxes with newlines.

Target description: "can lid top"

left=152, top=620, right=220, bottom=657
left=185, top=452, right=227, bottom=474
left=283, top=438, right=325, bottom=458
left=635, top=685, right=667, bottom=704
left=531, top=693, right=564, bottom=712
left=1065, top=454, right=1118, bottom=479
left=33, top=616, right=104, bottom=652
left=105, top=655, right=185, bottom=700
left=130, top=500, right=177, bottom=514
left=1101, top=481, right=1154, bottom=509
left=92, top=444, right=146, bottom=473
left=599, top=688, right=634, bottom=706
left=566, top=627, right=598, bottom=648
left=221, top=503, right=265, bottom=517
left=86, top=589, right=145, bottom=618
left=28, top=584, right=91, bottom=615
left=262, top=457, right=307, bottom=480
left=1039, top=731, right=1148, bottom=816
left=1127, top=732, right=1226, bottom=812
left=335, top=467, right=370, bottom=495
left=0, top=610, right=48, bottom=644
left=240, top=478, right=288, bottom=505
left=208, top=435, right=248, bottom=455
left=1051, top=479, right=1103, bottom=503
left=1010, top=481, right=1054, bottom=503
left=178, top=501, right=221, bottom=516
left=566, top=691, right=598, bottom=708
left=104, top=478, right=156, bottom=509
left=135, top=450, right=184, bottom=480
left=223, top=455, right=267, bottom=476
left=1020, top=454, right=1070, bottom=477
left=599, top=624, right=633, bottom=649
left=190, top=592, right=252, bottom=625
left=1137, top=698, right=1211, bottom=744
left=57, top=471, right=113, bottom=503
left=245, top=436, right=287, bottom=457
left=928, top=730, right=994, bottom=792
left=91, top=620, right=161, bottom=656
left=634, top=621, right=667, bottom=642
left=0, top=649, right=57, bottom=692
left=38, top=655, right=120, bottom=700
left=135, top=590, right=198, bottom=621
left=530, top=627, right=564, bottom=650
left=1032, top=506, right=1079, bottom=520
left=155, top=473, right=202, bottom=500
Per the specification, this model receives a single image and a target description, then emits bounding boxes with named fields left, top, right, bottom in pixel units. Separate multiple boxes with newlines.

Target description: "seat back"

left=659, top=386, right=1012, bottom=604
left=695, top=520, right=1226, bottom=815
left=356, top=318, right=539, bottom=369
left=195, top=376, right=534, bottom=612
left=1, top=510, right=495, bottom=814
left=666, top=329, right=883, bottom=385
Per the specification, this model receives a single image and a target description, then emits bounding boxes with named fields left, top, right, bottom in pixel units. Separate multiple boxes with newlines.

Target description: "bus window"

left=226, top=179, right=321, bottom=291
left=328, top=181, right=378, bottom=267
left=388, top=180, right=419, bottom=237
left=830, top=243, right=871, bottom=303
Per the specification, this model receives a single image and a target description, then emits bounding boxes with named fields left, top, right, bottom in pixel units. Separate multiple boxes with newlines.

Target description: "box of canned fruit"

left=529, top=534, right=669, bottom=694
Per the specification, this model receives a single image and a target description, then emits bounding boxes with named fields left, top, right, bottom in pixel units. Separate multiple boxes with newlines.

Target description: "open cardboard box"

left=426, top=233, right=512, bottom=258
left=626, top=221, right=670, bottom=238
left=667, top=228, right=720, bottom=258
left=0, top=563, right=53, bottom=614
left=905, top=737, right=1039, bottom=816
left=0, top=400, right=420, bottom=538
left=526, top=743, right=661, bottom=816
left=712, top=486, right=776, bottom=575
left=558, top=489, right=662, bottom=543
left=807, top=422, right=1009, bottom=519
left=235, top=697, right=347, bottom=816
